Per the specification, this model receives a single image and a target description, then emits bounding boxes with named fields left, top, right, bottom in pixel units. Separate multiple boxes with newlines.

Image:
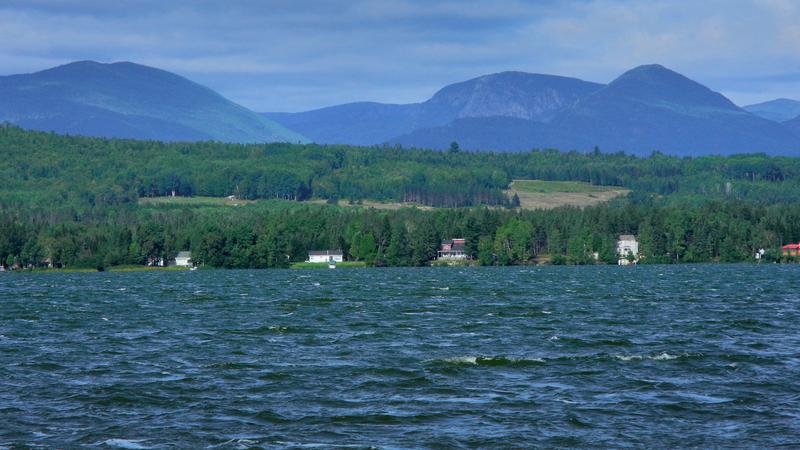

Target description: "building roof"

left=441, top=238, right=465, bottom=245
left=782, top=243, right=800, bottom=250
left=618, top=235, right=636, bottom=241
left=308, top=249, right=343, bottom=256
left=176, top=251, right=192, bottom=258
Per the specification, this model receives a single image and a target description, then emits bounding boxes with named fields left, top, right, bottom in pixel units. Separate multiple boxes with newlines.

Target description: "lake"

left=1, top=265, right=799, bottom=448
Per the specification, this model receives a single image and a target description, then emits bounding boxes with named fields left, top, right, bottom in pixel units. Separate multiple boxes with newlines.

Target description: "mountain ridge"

left=744, top=98, right=800, bottom=122
left=0, top=60, right=305, bottom=143
left=262, top=71, right=603, bottom=146
left=3, top=61, right=798, bottom=155
left=388, top=65, right=799, bottom=155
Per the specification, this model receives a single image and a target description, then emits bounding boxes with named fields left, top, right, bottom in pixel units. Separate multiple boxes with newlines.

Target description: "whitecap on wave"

left=438, top=355, right=546, bottom=365
left=99, top=439, right=150, bottom=449
left=614, top=352, right=681, bottom=362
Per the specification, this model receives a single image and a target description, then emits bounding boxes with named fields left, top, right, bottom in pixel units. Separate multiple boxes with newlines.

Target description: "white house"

left=308, top=250, right=344, bottom=263
left=175, top=251, right=193, bottom=267
left=616, top=235, right=639, bottom=265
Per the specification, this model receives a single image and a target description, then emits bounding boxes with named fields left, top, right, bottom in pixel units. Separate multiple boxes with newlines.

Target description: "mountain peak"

left=613, top=64, right=699, bottom=86
left=62, top=59, right=102, bottom=66
left=628, top=63, right=670, bottom=71
left=744, top=98, right=800, bottom=122
left=0, top=60, right=305, bottom=143
left=425, top=71, right=604, bottom=121
left=602, top=64, right=738, bottom=111
left=42, top=60, right=170, bottom=77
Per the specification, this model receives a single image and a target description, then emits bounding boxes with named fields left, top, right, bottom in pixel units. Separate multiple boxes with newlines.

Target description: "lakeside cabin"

left=617, top=234, right=639, bottom=265
left=438, top=238, right=469, bottom=260
left=307, top=250, right=344, bottom=264
left=782, top=243, right=800, bottom=257
left=175, top=251, right=193, bottom=267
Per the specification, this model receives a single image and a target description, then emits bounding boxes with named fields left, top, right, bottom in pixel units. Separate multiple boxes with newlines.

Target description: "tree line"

left=3, top=125, right=800, bottom=218
left=2, top=200, right=799, bottom=270
left=3, top=125, right=800, bottom=269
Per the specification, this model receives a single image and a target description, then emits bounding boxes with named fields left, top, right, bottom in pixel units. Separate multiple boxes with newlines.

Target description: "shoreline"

left=1, top=260, right=793, bottom=274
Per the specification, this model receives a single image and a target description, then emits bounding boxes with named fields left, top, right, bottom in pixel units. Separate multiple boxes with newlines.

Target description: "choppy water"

left=1, top=265, right=800, bottom=448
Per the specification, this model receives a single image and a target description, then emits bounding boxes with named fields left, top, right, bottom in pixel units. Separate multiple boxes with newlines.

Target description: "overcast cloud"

left=1, top=0, right=798, bottom=111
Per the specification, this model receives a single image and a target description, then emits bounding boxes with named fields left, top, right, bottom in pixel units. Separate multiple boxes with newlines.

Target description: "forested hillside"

left=2, top=126, right=800, bottom=269
left=3, top=125, right=800, bottom=215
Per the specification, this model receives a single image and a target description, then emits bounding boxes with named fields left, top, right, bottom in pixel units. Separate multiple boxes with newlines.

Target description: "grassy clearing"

left=10, top=265, right=196, bottom=273
left=7, top=267, right=99, bottom=273
left=107, top=265, right=193, bottom=272
left=307, top=199, right=435, bottom=211
left=507, top=179, right=630, bottom=210
left=511, top=180, right=616, bottom=193
left=138, top=196, right=255, bottom=207
left=136, top=183, right=628, bottom=213
left=139, top=196, right=433, bottom=211
left=290, top=261, right=368, bottom=269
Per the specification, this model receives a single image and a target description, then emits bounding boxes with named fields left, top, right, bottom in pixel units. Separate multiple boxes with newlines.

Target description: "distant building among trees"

left=438, top=239, right=469, bottom=260
left=617, top=235, right=639, bottom=265
left=307, top=250, right=344, bottom=263
left=781, top=243, right=800, bottom=257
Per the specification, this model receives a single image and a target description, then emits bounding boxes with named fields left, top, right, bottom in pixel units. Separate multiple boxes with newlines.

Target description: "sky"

left=1, top=0, right=799, bottom=112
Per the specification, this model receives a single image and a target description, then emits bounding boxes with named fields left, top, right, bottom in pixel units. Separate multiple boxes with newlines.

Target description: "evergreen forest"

left=2, top=125, right=800, bottom=269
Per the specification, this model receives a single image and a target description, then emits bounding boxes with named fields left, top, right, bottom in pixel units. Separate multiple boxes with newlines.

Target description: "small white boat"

left=328, top=258, right=337, bottom=269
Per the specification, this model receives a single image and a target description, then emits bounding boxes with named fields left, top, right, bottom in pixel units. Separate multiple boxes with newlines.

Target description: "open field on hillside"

left=137, top=183, right=627, bottom=211
left=507, top=180, right=630, bottom=209
left=307, top=199, right=436, bottom=211
left=138, top=196, right=255, bottom=207
left=139, top=196, right=435, bottom=211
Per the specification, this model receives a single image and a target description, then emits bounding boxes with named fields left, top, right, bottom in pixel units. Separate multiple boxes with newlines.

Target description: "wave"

left=431, top=352, right=687, bottom=367
left=555, top=336, right=634, bottom=347
left=99, top=439, right=151, bottom=449
left=614, top=352, right=684, bottom=362
left=435, top=355, right=546, bottom=367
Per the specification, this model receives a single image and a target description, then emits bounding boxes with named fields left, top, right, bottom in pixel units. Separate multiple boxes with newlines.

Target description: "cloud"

left=0, top=0, right=797, bottom=110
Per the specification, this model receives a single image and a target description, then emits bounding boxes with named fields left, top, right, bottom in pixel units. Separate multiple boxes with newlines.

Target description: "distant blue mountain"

left=264, top=102, right=420, bottom=147
left=541, top=65, right=799, bottom=155
left=786, top=115, right=800, bottom=136
left=744, top=98, right=800, bottom=122
left=0, top=61, right=305, bottom=143
left=390, top=65, right=800, bottom=155
left=386, top=116, right=549, bottom=152
left=263, top=72, right=603, bottom=146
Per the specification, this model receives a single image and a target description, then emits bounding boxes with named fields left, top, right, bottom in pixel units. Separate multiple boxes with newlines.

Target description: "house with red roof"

left=781, top=243, right=800, bottom=257
left=438, top=238, right=468, bottom=260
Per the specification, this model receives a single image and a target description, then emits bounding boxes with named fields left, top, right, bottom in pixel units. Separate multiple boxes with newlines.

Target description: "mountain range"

left=263, top=72, right=603, bottom=146
left=0, top=61, right=305, bottom=143
left=0, top=60, right=798, bottom=155
left=786, top=115, right=800, bottom=135
left=743, top=99, right=800, bottom=122
left=267, top=64, right=800, bottom=156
